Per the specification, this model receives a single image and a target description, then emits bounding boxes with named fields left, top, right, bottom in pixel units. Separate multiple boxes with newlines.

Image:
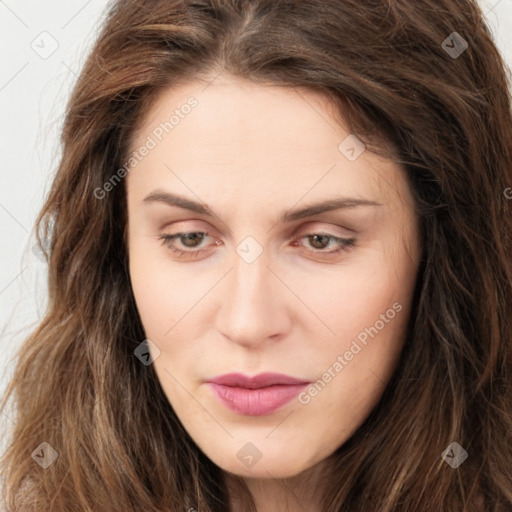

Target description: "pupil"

left=310, top=234, right=328, bottom=249
left=182, top=233, right=204, bottom=247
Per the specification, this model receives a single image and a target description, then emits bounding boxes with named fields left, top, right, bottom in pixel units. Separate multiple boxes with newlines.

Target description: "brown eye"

left=159, top=230, right=356, bottom=259
left=293, top=233, right=356, bottom=254
left=159, top=231, right=214, bottom=257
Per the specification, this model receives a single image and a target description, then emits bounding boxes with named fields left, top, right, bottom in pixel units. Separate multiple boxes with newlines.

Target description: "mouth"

left=206, top=372, right=311, bottom=416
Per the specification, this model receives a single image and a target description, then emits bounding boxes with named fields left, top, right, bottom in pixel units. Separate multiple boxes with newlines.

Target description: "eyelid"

left=160, top=220, right=357, bottom=243
left=293, top=221, right=359, bottom=238
left=158, top=214, right=360, bottom=233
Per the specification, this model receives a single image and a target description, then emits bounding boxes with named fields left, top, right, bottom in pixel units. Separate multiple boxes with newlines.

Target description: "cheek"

left=129, top=258, right=171, bottom=338
left=299, top=257, right=413, bottom=401
left=294, top=292, right=408, bottom=448
left=309, top=297, right=407, bottom=401
left=307, top=267, right=409, bottom=347
left=128, top=241, right=204, bottom=339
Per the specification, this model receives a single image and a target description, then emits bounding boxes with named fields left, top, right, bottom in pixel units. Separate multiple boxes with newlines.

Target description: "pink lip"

left=207, top=372, right=310, bottom=416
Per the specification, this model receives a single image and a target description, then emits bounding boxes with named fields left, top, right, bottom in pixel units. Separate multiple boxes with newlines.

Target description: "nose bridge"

left=216, top=243, right=286, bottom=345
left=230, top=247, right=272, bottom=318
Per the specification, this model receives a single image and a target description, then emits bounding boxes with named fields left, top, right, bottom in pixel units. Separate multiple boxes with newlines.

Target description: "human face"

left=126, top=73, right=421, bottom=479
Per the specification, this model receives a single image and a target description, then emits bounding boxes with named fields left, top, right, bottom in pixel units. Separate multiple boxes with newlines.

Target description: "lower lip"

left=208, top=383, right=309, bottom=416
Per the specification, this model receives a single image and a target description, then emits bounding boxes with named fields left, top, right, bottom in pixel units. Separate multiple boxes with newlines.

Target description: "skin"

left=126, top=73, right=421, bottom=511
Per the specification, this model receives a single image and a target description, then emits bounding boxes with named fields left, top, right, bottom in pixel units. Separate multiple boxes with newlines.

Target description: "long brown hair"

left=1, top=0, right=511, bottom=510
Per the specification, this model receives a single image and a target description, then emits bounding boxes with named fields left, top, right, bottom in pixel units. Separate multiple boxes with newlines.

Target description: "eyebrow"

left=142, top=190, right=382, bottom=222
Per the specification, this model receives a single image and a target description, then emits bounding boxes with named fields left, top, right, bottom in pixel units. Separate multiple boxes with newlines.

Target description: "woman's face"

left=126, top=74, right=421, bottom=479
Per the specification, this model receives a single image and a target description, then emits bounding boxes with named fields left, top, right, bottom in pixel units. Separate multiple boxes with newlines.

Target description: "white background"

left=0, top=0, right=511, bottom=432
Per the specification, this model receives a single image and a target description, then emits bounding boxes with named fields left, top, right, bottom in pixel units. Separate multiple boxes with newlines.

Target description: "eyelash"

left=158, top=230, right=356, bottom=258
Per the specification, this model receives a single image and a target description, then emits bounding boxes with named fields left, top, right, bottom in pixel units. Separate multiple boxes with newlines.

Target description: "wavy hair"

left=1, top=0, right=512, bottom=510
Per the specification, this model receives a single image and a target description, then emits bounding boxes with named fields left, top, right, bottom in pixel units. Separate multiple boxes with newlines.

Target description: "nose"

left=214, top=249, right=292, bottom=349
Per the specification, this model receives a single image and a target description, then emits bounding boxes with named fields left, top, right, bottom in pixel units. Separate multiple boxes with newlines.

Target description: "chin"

left=211, top=450, right=313, bottom=480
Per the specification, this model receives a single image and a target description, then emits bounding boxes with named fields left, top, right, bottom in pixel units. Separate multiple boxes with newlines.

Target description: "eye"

left=159, top=230, right=356, bottom=258
left=159, top=231, right=217, bottom=257
left=291, top=232, right=356, bottom=254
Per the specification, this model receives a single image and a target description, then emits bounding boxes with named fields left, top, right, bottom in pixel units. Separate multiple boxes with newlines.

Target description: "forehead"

left=127, top=76, right=409, bottom=209
left=132, top=75, right=341, bottom=145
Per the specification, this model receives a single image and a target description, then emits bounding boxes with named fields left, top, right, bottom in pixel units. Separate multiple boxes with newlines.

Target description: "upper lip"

left=207, top=372, right=310, bottom=389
